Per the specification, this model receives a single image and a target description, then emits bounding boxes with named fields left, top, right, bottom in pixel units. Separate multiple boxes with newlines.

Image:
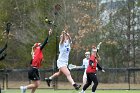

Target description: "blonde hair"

left=31, top=46, right=35, bottom=58
left=31, top=43, right=40, bottom=57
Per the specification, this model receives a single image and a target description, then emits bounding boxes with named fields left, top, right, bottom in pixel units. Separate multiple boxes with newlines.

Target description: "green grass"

left=2, top=89, right=140, bottom=93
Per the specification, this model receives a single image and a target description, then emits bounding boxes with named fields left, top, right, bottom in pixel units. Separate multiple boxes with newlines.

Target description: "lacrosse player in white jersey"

left=82, top=51, right=90, bottom=87
left=45, top=26, right=81, bottom=90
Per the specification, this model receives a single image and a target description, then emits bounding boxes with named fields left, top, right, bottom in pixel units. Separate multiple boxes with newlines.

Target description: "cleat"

left=73, top=84, right=81, bottom=90
left=79, top=91, right=85, bottom=93
left=45, top=78, right=52, bottom=87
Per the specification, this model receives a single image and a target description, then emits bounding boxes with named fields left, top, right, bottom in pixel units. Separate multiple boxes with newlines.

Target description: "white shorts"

left=57, top=59, right=68, bottom=69
left=83, top=69, right=87, bottom=78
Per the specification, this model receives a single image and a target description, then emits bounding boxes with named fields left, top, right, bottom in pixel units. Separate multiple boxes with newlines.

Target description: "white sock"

left=92, top=92, right=95, bottom=93
left=20, top=86, right=27, bottom=90
left=81, top=90, right=85, bottom=92
left=49, top=77, right=52, bottom=80
left=72, top=82, right=75, bottom=85
left=24, top=86, right=27, bottom=89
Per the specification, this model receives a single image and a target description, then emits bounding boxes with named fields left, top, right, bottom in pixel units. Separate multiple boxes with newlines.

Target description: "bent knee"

left=56, top=72, right=61, bottom=76
left=34, top=81, right=40, bottom=88
left=86, top=82, right=92, bottom=85
left=34, top=84, right=40, bottom=88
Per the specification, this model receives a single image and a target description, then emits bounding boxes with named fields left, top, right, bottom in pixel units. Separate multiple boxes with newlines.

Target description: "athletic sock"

left=49, top=77, right=52, bottom=80
left=72, top=82, right=75, bottom=85
left=79, top=90, right=85, bottom=93
left=81, top=90, right=85, bottom=92
left=24, top=86, right=27, bottom=89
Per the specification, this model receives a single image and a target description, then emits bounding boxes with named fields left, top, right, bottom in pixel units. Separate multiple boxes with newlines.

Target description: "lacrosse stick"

left=68, top=64, right=84, bottom=70
left=97, top=42, right=102, bottom=50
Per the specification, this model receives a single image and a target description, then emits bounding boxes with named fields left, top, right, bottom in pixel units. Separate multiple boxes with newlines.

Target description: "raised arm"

left=96, top=42, right=102, bottom=60
left=96, top=52, right=101, bottom=61
left=65, top=32, right=72, bottom=43
left=60, top=31, right=72, bottom=44
left=60, top=31, right=65, bottom=44
left=40, top=29, right=52, bottom=50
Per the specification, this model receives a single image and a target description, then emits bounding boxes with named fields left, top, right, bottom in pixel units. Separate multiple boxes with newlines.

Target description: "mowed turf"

left=2, top=89, right=140, bottom=93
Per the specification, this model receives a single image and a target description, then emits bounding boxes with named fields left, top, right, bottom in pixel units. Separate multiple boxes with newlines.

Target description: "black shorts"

left=87, top=73, right=98, bottom=84
left=28, top=67, right=40, bottom=80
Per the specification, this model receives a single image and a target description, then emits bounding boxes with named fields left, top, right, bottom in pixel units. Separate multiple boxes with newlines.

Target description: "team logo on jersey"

left=67, top=48, right=69, bottom=51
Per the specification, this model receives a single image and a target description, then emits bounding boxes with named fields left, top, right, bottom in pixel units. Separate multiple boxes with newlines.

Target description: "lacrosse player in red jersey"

left=79, top=44, right=105, bottom=93
left=20, top=29, right=52, bottom=93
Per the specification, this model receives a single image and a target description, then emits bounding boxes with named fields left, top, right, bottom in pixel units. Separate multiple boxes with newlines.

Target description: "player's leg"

left=81, top=73, right=92, bottom=93
left=82, top=71, right=87, bottom=87
left=45, top=70, right=62, bottom=87
left=20, top=67, right=40, bottom=93
left=60, top=66, right=75, bottom=84
left=60, top=66, right=81, bottom=90
left=31, top=87, right=36, bottom=93
left=50, top=70, right=62, bottom=79
left=90, top=73, right=98, bottom=93
left=20, top=81, right=40, bottom=93
left=45, top=59, right=63, bottom=86
left=30, top=80, right=40, bottom=93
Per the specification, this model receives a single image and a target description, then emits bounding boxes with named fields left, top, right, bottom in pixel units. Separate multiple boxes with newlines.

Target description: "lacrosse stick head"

left=68, top=64, right=76, bottom=70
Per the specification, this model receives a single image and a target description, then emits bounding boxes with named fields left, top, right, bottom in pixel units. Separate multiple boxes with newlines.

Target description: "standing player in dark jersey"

left=79, top=45, right=105, bottom=93
left=20, top=29, right=52, bottom=93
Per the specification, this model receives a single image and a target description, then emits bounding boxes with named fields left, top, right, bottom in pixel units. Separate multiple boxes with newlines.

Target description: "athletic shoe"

left=20, top=86, right=26, bottom=93
left=79, top=91, right=85, bottom=93
left=73, top=84, right=81, bottom=90
left=45, top=78, right=52, bottom=87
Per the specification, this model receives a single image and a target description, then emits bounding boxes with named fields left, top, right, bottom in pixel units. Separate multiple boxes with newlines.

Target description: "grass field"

left=1, top=89, right=140, bottom=93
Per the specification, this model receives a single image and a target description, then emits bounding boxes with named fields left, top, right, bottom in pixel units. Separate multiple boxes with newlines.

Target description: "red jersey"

left=31, top=47, right=43, bottom=68
left=86, top=54, right=97, bottom=73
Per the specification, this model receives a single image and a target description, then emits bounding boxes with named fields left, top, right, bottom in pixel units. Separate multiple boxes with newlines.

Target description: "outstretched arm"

left=0, top=53, right=7, bottom=60
left=40, top=29, right=52, bottom=50
left=0, top=43, right=7, bottom=54
left=97, top=63, right=102, bottom=70
left=97, top=63, right=105, bottom=72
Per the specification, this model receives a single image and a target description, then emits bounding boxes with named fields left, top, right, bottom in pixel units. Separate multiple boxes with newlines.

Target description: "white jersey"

left=82, top=58, right=89, bottom=78
left=57, top=40, right=71, bottom=68
left=82, top=58, right=89, bottom=69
